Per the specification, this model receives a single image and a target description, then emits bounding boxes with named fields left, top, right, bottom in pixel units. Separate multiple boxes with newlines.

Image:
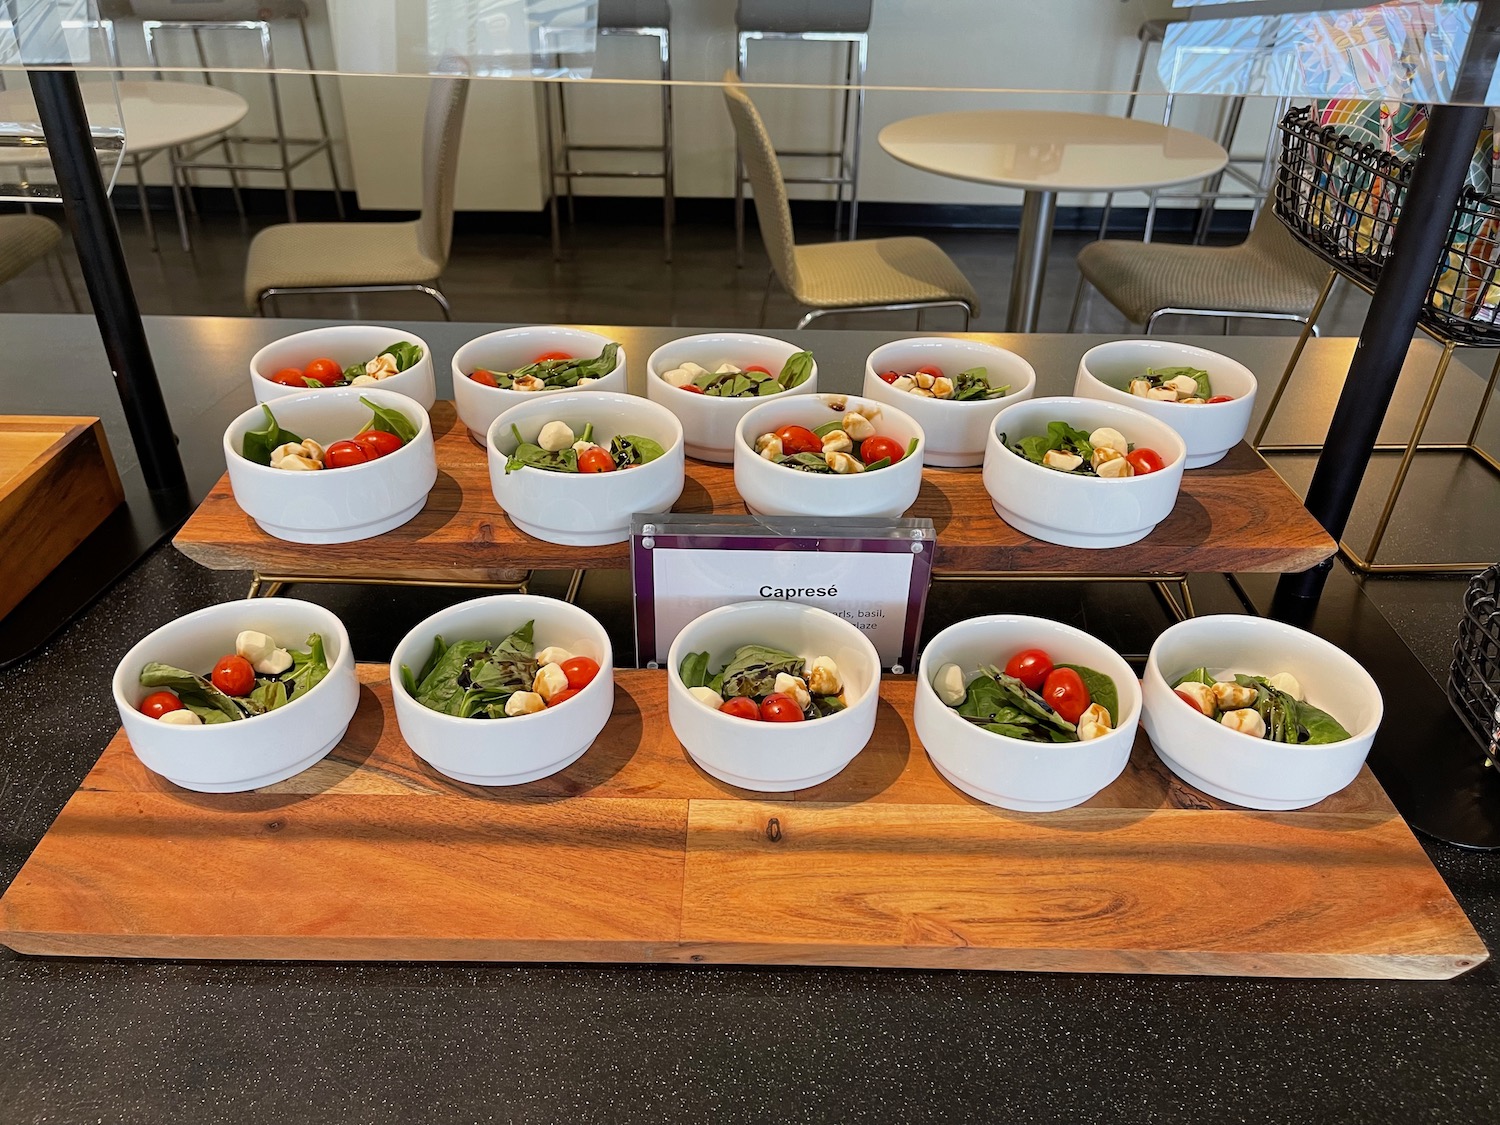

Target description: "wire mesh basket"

left=1274, top=105, right=1500, bottom=346
left=1449, top=563, right=1500, bottom=769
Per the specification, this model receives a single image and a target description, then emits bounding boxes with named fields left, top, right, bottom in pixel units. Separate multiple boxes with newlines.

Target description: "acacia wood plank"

left=1, top=670, right=1481, bottom=976
left=173, top=401, right=1335, bottom=580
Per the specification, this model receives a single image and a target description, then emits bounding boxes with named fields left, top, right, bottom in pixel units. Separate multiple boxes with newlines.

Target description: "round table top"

left=0, top=79, right=249, bottom=156
left=878, top=109, right=1229, bottom=193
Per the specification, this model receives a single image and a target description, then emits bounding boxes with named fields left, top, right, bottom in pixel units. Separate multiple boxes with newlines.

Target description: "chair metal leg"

left=660, top=28, right=675, bottom=264
left=131, top=154, right=158, bottom=252
left=53, top=251, right=82, bottom=312
left=261, top=28, right=297, bottom=223
left=758, top=270, right=775, bottom=327
left=734, top=33, right=750, bottom=268
left=1067, top=276, right=1090, bottom=333
left=168, top=148, right=193, bottom=252
left=300, top=16, right=346, bottom=219
left=847, top=34, right=867, bottom=243
left=192, top=28, right=247, bottom=227
left=1252, top=271, right=1336, bottom=446
left=542, top=78, right=563, bottom=262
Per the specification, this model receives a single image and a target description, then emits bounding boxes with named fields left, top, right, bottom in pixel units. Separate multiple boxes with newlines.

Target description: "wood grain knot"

left=766, top=817, right=782, bottom=843
left=265, top=819, right=286, bottom=833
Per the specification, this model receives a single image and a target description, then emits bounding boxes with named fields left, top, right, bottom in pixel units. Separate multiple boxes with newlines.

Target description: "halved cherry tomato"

left=759, top=692, right=805, bottom=722
left=878, top=371, right=901, bottom=384
left=271, top=367, right=309, bottom=388
left=560, top=656, right=600, bottom=691
left=719, top=696, right=760, bottom=720
left=352, top=429, right=403, bottom=459
left=1125, top=448, right=1165, bottom=476
left=681, top=384, right=704, bottom=394
left=546, top=688, right=580, bottom=708
left=916, top=365, right=944, bottom=379
left=1041, top=667, right=1091, bottom=724
left=776, top=425, right=822, bottom=455
left=578, top=447, right=616, bottom=473
left=1175, top=689, right=1209, bottom=716
left=302, top=357, right=344, bottom=386
left=744, top=364, right=772, bottom=376
left=1003, top=648, right=1054, bottom=691
left=1206, top=395, right=1235, bottom=404
left=211, top=654, right=256, bottom=697
left=534, top=351, right=573, bottom=363
left=324, top=440, right=371, bottom=469
left=140, top=690, right=184, bottom=719
left=859, top=436, right=905, bottom=466
left=469, top=369, right=499, bottom=387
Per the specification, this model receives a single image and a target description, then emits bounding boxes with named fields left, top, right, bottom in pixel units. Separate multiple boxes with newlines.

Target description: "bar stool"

left=543, top=0, right=675, bottom=261
left=734, top=0, right=869, bottom=267
left=104, top=1, right=345, bottom=250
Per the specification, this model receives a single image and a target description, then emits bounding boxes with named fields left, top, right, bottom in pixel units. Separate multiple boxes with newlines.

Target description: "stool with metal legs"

left=106, top=1, right=345, bottom=251
left=544, top=0, right=675, bottom=262
left=733, top=0, right=869, bottom=268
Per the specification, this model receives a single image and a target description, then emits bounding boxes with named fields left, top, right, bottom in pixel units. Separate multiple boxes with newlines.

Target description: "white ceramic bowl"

left=645, top=332, right=820, bottom=463
left=666, top=601, right=881, bottom=792
left=487, top=390, right=685, bottom=546
left=983, top=396, right=1187, bottom=549
left=1073, top=340, right=1257, bottom=469
left=733, top=394, right=925, bottom=518
left=1142, top=615, right=1383, bottom=810
left=452, top=326, right=627, bottom=443
left=112, top=598, right=359, bottom=793
left=914, top=615, right=1141, bottom=811
left=223, top=386, right=437, bottom=544
left=861, top=337, right=1036, bottom=468
left=390, top=594, right=615, bottom=786
left=249, top=324, right=436, bottom=409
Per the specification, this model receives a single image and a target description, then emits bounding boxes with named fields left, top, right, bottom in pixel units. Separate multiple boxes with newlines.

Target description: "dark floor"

left=0, top=202, right=1488, bottom=686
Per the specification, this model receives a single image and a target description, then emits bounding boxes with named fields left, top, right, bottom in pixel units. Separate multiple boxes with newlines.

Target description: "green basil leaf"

left=1175, top=667, right=1215, bottom=687
left=904, top=436, right=920, bottom=460
left=812, top=420, right=845, bottom=438
left=380, top=340, right=424, bottom=371
left=360, top=396, right=417, bottom=444
left=241, top=405, right=301, bottom=466
left=139, top=662, right=245, bottom=722
left=245, top=678, right=289, bottom=715
left=284, top=633, right=330, bottom=702
left=679, top=650, right=712, bottom=690
left=1055, top=663, right=1119, bottom=727
left=720, top=643, right=804, bottom=699
left=1294, top=700, right=1352, bottom=745
left=612, top=434, right=666, bottom=467
left=776, top=350, right=815, bottom=390
left=341, top=363, right=364, bottom=384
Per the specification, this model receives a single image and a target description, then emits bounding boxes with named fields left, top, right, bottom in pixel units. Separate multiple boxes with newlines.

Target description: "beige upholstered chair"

left=0, top=215, right=78, bottom=310
left=1070, top=207, right=1333, bottom=334
left=244, top=77, right=470, bottom=318
left=722, top=72, right=978, bottom=329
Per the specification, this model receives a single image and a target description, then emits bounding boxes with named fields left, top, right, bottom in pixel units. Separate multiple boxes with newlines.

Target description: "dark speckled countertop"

left=1, top=318, right=1497, bottom=1124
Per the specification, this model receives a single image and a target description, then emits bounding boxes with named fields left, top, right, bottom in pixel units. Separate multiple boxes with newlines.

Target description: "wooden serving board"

left=0, top=669, right=1483, bottom=979
left=172, top=402, right=1335, bottom=582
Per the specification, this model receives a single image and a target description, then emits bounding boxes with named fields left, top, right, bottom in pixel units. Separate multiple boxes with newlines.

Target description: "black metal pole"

left=27, top=69, right=187, bottom=496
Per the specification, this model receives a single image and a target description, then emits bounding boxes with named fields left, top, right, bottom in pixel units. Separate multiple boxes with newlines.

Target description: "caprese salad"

left=753, top=409, right=915, bottom=474
left=1172, top=666, right=1351, bottom=744
left=267, top=341, right=423, bottom=389
left=875, top=363, right=1009, bottom=401
left=1126, top=365, right=1234, bottom=405
left=502, top=421, right=666, bottom=474
left=932, top=646, right=1118, bottom=742
left=1007, top=422, right=1166, bottom=478
left=467, top=343, right=621, bottom=391
left=242, top=398, right=416, bottom=470
left=679, top=644, right=845, bottom=722
left=400, top=620, right=600, bottom=719
left=137, top=631, right=331, bottom=725
left=660, top=351, right=814, bottom=398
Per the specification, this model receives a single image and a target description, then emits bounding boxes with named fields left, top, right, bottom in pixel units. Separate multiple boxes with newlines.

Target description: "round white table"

left=0, top=80, right=249, bottom=250
left=879, top=110, right=1229, bottom=332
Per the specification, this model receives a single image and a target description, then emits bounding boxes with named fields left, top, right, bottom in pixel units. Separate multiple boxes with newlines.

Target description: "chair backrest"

left=418, top=76, right=472, bottom=270
left=736, top=0, right=872, bottom=34
left=98, top=2, right=309, bottom=21
left=1246, top=205, right=1331, bottom=289
left=721, top=71, right=800, bottom=294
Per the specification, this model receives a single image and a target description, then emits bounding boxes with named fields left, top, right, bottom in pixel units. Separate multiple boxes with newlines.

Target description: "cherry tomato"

left=560, top=656, right=600, bottom=691
left=302, top=357, right=344, bottom=386
left=681, top=384, right=704, bottom=394
left=1125, top=448, right=1165, bottom=476
left=760, top=692, right=805, bottom=722
left=140, top=690, right=184, bottom=719
left=775, top=425, right=822, bottom=456
left=878, top=370, right=901, bottom=384
left=719, top=696, right=760, bottom=721
left=1003, top=648, right=1054, bottom=691
left=546, top=688, right=580, bottom=708
left=1041, top=667, right=1091, bottom=724
left=1175, top=689, right=1210, bottom=716
left=578, top=447, right=616, bottom=473
left=534, top=351, right=573, bottom=363
left=469, top=369, right=499, bottom=387
left=916, top=365, right=944, bottom=379
left=350, top=429, right=403, bottom=460
left=859, top=436, right=905, bottom=466
left=1206, top=395, right=1235, bottom=404
left=323, top=440, right=371, bottom=469
left=744, top=364, right=772, bottom=375
left=271, top=367, right=309, bottom=388
left=211, top=654, right=256, bottom=697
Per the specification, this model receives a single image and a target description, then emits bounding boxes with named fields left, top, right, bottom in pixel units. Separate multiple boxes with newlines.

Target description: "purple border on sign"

left=632, top=529, right=934, bottom=670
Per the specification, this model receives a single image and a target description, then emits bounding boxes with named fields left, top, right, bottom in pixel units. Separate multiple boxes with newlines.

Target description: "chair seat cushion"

left=736, top=0, right=871, bottom=34
left=599, top=0, right=671, bottom=29
left=1077, top=235, right=1327, bottom=324
left=793, top=237, right=979, bottom=312
left=0, top=215, right=62, bottom=286
left=243, top=220, right=441, bottom=308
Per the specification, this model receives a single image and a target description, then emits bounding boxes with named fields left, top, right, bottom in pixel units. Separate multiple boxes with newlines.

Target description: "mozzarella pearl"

left=157, top=709, right=203, bottom=726
left=807, top=657, right=842, bottom=696
left=504, top=691, right=546, bottom=716
left=537, top=421, right=576, bottom=452
left=532, top=662, right=571, bottom=702
left=933, top=662, right=967, bottom=707
left=689, top=686, right=724, bottom=709
left=773, top=673, right=811, bottom=710
left=1220, top=708, right=1267, bottom=738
